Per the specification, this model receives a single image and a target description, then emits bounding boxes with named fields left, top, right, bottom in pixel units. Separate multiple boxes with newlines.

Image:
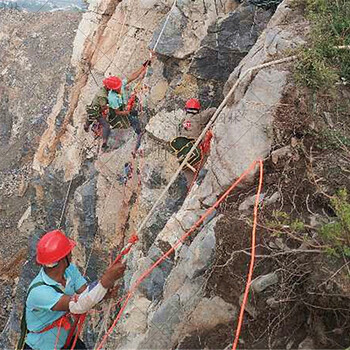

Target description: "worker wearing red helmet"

left=84, top=57, right=152, bottom=151
left=106, top=58, right=153, bottom=137
left=19, top=230, right=125, bottom=350
left=179, top=98, right=217, bottom=139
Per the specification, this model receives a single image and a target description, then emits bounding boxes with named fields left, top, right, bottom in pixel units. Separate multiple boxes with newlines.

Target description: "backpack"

left=170, top=137, right=202, bottom=168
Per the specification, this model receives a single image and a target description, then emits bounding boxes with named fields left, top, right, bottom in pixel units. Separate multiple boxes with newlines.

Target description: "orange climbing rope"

left=95, top=159, right=263, bottom=350
left=232, top=159, right=263, bottom=349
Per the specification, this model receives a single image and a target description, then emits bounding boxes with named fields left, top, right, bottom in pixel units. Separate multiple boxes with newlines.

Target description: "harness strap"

left=32, top=314, right=71, bottom=334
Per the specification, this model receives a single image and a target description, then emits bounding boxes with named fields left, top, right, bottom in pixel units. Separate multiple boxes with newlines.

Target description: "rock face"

left=113, top=217, right=227, bottom=349
left=1, top=0, right=309, bottom=348
left=195, top=0, right=308, bottom=206
left=150, top=0, right=225, bottom=59
left=190, top=3, right=272, bottom=81
left=0, top=9, right=81, bottom=337
left=111, top=1, right=307, bottom=348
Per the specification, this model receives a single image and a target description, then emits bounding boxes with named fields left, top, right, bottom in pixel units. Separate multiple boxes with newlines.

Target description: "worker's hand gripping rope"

left=112, top=234, right=139, bottom=265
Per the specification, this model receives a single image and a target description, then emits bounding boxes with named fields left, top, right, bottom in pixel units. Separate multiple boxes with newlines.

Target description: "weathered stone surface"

left=149, top=79, right=169, bottom=105
left=184, top=218, right=217, bottom=279
left=150, top=6, right=187, bottom=57
left=122, top=295, right=151, bottom=335
left=191, top=3, right=272, bottom=81
left=188, top=296, right=237, bottom=330
left=163, top=264, right=187, bottom=300
left=17, top=206, right=35, bottom=233
left=196, top=68, right=288, bottom=206
left=151, top=0, right=226, bottom=59
left=137, top=294, right=182, bottom=349
left=224, top=0, right=308, bottom=102
left=176, top=276, right=204, bottom=308
left=146, top=109, right=184, bottom=142
left=137, top=136, right=188, bottom=249
left=239, top=193, right=265, bottom=211
left=131, top=256, right=167, bottom=301
left=0, top=87, right=13, bottom=146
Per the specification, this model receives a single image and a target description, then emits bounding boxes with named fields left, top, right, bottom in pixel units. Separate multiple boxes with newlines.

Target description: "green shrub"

left=295, top=0, right=350, bottom=89
left=319, top=188, right=350, bottom=255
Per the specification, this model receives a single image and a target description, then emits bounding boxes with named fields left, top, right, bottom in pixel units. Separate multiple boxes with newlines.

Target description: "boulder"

left=251, top=272, right=279, bottom=293
left=188, top=296, right=237, bottom=331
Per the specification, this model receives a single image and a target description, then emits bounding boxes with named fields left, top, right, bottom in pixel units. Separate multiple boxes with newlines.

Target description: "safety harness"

left=107, top=92, right=139, bottom=131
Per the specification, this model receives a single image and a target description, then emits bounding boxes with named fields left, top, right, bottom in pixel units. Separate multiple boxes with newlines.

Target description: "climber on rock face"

left=18, top=230, right=125, bottom=350
left=107, top=59, right=152, bottom=137
left=84, top=79, right=111, bottom=151
left=169, top=98, right=216, bottom=185
left=84, top=58, right=153, bottom=151
left=179, top=98, right=217, bottom=139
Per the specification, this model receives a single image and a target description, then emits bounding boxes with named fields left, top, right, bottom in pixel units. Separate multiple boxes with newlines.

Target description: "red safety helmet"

left=36, top=230, right=76, bottom=265
left=185, top=98, right=201, bottom=111
left=103, top=76, right=122, bottom=91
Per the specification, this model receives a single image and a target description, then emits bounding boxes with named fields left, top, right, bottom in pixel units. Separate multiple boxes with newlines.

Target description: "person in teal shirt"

left=19, top=230, right=125, bottom=350
left=106, top=56, right=155, bottom=143
left=25, top=264, right=87, bottom=350
left=84, top=58, right=152, bottom=152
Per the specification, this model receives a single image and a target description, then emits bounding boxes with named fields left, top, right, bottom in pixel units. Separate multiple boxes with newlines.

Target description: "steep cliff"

left=2, top=0, right=350, bottom=349
left=0, top=8, right=81, bottom=334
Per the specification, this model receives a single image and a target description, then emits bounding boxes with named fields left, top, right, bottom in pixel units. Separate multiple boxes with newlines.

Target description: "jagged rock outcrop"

left=112, top=0, right=308, bottom=348
left=190, top=3, right=272, bottom=81
left=1, top=0, right=310, bottom=349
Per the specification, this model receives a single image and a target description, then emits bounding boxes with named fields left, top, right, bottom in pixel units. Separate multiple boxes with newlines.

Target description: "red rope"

left=231, top=159, right=263, bottom=349
left=70, top=314, right=86, bottom=350
left=54, top=317, right=63, bottom=350
left=95, top=160, right=262, bottom=350
left=64, top=315, right=79, bottom=349
left=186, top=152, right=203, bottom=193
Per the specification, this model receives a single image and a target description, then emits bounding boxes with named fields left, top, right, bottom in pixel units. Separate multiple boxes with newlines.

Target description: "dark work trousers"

left=24, top=337, right=87, bottom=350
left=98, top=117, right=111, bottom=144
left=128, top=114, right=141, bottom=135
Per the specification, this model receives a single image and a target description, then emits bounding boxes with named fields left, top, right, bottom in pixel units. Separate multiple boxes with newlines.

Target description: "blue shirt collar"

left=40, top=267, right=71, bottom=291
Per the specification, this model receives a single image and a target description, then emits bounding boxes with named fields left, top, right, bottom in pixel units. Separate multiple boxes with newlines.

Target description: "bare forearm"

left=127, top=66, right=145, bottom=84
